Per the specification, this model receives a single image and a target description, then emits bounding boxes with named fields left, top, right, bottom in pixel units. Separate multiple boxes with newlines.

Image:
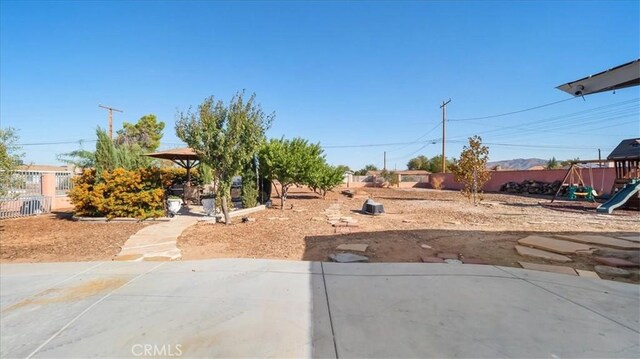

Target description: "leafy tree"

left=57, top=148, right=95, bottom=169
left=354, top=164, right=378, bottom=176
left=427, top=155, right=455, bottom=173
left=176, top=92, right=273, bottom=224
left=308, top=165, right=345, bottom=198
left=379, top=169, right=400, bottom=187
left=407, top=155, right=429, bottom=171
left=0, top=127, right=23, bottom=197
left=116, top=114, right=165, bottom=152
left=94, top=128, right=151, bottom=177
left=452, top=135, right=491, bottom=204
left=335, top=164, right=351, bottom=173
left=546, top=157, right=559, bottom=169
left=259, top=137, right=325, bottom=209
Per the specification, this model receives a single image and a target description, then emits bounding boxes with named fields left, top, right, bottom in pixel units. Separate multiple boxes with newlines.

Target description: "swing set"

left=551, top=159, right=610, bottom=203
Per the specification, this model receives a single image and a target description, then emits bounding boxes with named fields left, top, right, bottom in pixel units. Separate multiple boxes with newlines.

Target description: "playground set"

left=551, top=138, right=640, bottom=214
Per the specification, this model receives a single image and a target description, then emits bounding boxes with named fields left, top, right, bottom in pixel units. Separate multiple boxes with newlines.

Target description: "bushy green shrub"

left=69, top=167, right=192, bottom=219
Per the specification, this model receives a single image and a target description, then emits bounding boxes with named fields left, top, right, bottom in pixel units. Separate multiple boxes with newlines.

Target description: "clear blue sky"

left=1, top=0, right=639, bottom=170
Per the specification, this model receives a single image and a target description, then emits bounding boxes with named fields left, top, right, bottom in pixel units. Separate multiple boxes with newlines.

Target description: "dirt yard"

left=0, top=212, right=148, bottom=263
left=179, top=187, right=640, bottom=282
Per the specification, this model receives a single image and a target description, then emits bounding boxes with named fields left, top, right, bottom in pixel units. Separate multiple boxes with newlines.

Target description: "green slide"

left=597, top=180, right=640, bottom=214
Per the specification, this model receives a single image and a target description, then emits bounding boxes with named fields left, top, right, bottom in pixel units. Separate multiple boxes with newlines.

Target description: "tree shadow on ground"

left=51, top=211, right=75, bottom=221
left=302, top=228, right=640, bottom=284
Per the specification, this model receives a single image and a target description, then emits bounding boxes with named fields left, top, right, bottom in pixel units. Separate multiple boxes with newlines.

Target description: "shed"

left=607, top=138, right=640, bottom=180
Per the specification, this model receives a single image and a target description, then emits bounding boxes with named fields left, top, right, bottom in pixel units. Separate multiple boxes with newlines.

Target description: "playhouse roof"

left=607, top=138, right=640, bottom=160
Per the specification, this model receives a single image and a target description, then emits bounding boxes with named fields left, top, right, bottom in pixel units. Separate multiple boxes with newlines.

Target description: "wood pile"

left=500, top=180, right=562, bottom=195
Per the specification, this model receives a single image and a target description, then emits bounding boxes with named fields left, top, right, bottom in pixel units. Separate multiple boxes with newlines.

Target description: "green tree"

left=116, top=114, right=165, bottom=152
left=452, top=136, right=491, bottom=204
left=407, top=155, right=429, bottom=170
left=379, top=169, right=400, bottom=187
left=546, top=157, right=559, bottom=169
left=0, top=127, right=23, bottom=197
left=94, top=128, right=151, bottom=177
left=335, top=164, right=351, bottom=173
left=259, top=137, right=325, bottom=209
left=354, top=164, right=378, bottom=176
left=308, top=165, right=345, bottom=198
left=176, top=92, right=273, bottom=224
left=427, top=155, right=455, bottom=173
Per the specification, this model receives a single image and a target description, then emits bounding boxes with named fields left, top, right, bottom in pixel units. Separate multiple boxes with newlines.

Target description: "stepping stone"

left=420, top=256, right=445, bottom=263
left=616, top=235, right=640, bottom=243
left=444, top=259, right=462, bottom=264
left=518, top=236, right=593, bottom=254
left=518, top=262, right=577, bottom=276
left=437, top=252, right=459, bottom=260
left=576, top=269, right=600, bottom=279
left=593, top=257, right=639, bottom=267
left=554, top=234, right=640, bottom=250
left=329, top=253, right=369, bottom=263
left=515, top=245, right=572, bottom=263
left=462, top=258, right=488, bottom=265
left=336, top=244, right=368, bottom=253
left=594, top=265, right=631, bottom=278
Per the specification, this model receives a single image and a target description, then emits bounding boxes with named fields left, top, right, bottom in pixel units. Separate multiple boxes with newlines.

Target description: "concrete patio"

left=1, top=259, right=638, bottom=358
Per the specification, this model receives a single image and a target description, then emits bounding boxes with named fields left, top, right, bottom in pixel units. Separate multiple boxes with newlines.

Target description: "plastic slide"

left=596, top=180, right=640, bottom=214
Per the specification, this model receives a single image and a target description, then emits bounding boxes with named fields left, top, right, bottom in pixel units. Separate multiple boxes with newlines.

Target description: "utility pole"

left=440, top=99, right=452, bottom=173
left=98, top=104, right=123, bottom=139
left=598, top=149, right=602, bottom=168
left=383, top=151, right=387, bottom=170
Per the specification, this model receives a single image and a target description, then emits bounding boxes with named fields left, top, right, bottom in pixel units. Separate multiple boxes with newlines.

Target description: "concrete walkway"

left=115, top=208, right=200, bottom=261
left=1, top=259, right=638, bottom=358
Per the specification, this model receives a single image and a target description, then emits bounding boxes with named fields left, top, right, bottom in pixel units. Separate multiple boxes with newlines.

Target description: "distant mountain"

left=486, top=158, right=547, bottom=170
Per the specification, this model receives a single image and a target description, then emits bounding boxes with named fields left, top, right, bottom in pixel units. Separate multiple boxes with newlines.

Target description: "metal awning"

left=556, top=59, right=640, bottom=96
left=145, top=147, right=200, bottom=182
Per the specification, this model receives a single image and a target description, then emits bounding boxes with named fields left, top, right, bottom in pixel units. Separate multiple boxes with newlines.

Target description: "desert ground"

left=1, top=186, right=638, bottom=282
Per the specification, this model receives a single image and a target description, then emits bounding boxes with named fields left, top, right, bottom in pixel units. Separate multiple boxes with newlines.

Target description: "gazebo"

left=145, top=147, right=200, bottom=184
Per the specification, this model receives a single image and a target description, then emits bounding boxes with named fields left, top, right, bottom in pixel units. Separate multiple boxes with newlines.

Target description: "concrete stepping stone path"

left=594, top=265, right=632, bottom=278
left=554, top=234, right=640, bottom=250
left=515, top=245, right=572, bottom=263
left=518, top=261, right=577, bottom=276
left=517, top=235, right=593, bottom=254
left=329, top=253, right=369, bottom=263
left=615, top=235, right=640, bottom=243
left=116, top=212, right=199, bottom=261
left=576, top=269, right=601, bottom=279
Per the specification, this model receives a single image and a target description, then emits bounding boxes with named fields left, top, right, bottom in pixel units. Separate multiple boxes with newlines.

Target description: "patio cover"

left=145, top=147, right=200, bottom=183
left=556, top=59, right=640, bottom=96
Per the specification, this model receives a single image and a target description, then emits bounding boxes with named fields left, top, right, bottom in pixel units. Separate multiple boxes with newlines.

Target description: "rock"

left=403, top=219, right=416, bottom=223
left=444, top=221, right=461, bottom=225
left=336, top=244, right=368, bottom=253
left=420, top=244, right=432, bottom=249
left=329, top=253, right=369, bottom=263
left=594, top=265, right=631, bottom=278
left=444, top=259, right=463, bottom=264
left=241, top=217, right=255, bottom=223
left=311, top=217, right=324, bottom=221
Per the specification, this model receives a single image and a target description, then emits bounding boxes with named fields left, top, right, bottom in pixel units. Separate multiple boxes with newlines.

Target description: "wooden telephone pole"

left=98, top=104, right=123, bottom=139
left=440, top=99, right=451, bottom=173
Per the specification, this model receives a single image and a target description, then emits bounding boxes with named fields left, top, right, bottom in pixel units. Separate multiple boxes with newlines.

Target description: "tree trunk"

left=281, top=185, right=288, bottom=210
left=221, top=195, right=231, bottom=224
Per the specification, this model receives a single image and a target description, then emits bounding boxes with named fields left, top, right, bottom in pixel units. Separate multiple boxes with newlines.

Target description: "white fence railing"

left=0, top=195, right=52, bottom=219
left=55, top=172, right=73, bottom=196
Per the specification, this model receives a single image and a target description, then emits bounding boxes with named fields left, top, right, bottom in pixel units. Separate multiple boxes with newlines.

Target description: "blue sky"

left=1, top=0, right=639, bottom=170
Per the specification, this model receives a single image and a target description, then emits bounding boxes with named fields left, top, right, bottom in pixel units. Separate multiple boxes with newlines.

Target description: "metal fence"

left=5, top=171, right=42, bottom=197
left=55, top=172, right=73, bottom=196
left=0, top=195, right=52, bottom=219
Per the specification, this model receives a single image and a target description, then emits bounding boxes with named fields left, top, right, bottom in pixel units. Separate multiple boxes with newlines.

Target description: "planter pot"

left=202, top=197, right=216, bottom=216
left=167, top=199, right=182, bottom=217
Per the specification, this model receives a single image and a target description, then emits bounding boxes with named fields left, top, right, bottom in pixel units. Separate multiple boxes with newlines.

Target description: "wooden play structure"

left=552, top=139, right=640, bottom=213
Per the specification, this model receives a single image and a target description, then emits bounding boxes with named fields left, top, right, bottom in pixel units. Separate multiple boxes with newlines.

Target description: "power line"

left=448, top=97, right=577, bottom=122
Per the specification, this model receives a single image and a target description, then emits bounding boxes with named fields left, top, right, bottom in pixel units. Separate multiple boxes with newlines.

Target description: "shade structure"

left=145, top=147, right=200, bottom=183
left=556, top=59, right=640, bottom=96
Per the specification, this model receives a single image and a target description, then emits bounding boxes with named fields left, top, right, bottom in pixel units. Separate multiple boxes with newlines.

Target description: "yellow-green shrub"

left=69, top=167, right=191, bottom=219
